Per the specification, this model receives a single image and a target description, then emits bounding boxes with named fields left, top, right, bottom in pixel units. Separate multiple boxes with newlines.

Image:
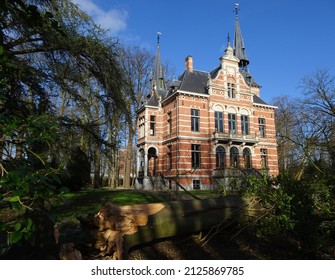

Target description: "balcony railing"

left=212, top=131, right=258, bottom=145
left=212, top=168, right=268, bottom=178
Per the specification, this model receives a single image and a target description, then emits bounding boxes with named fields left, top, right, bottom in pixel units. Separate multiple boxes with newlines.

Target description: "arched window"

left=230, top=147, right=239, bottom=168
left=148, top=147, right=157, bottom=175
left=243, top=148, right=252, bottom=169
left=216, top=146, right=226, bottom=168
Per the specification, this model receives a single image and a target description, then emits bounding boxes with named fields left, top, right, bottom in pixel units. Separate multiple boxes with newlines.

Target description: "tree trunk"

left=0, top=131, right=4, bottom=161
left=93, top=148, right=101, bottom=188
left=123, top=125, right=133, bottom=189
left=79, top=196, right=263, bottom=259
left=15, top=131, right=24, bottom=160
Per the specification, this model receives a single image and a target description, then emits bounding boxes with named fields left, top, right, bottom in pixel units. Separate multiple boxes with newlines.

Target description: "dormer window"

left=228, top=83, right=235, bottom=98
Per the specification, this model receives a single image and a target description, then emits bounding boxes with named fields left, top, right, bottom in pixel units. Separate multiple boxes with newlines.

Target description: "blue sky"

left=72, top=0, right=335, bottom=103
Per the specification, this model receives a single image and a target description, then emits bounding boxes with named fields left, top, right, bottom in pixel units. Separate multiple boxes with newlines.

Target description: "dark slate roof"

left=253, top=95, right=268, bottom=106
left=240, top=69, right=260, bottom=88
left=210, top=66, right=221, bottom=79
left=146, top=95, right=158, bottom=106
left=178, top=69, right=209, bottom=94
left=146, top=89, right=167, bottom=106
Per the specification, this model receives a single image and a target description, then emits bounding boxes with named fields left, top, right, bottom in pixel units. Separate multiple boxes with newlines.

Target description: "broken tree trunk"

left=79, top=196, right=263, bottom=259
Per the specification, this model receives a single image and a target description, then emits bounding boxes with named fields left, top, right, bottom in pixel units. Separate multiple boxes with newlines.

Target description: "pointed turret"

left=233, top=2, right=249, bottom=69
left=150, top=32, right=166, bottom=91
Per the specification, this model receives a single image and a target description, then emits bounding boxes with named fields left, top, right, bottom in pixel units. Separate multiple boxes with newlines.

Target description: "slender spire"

left=233, top=2, right=249, bottom=69
left=150, top=32, right=166, bottom=91
left=157, top=31, right=161, bottom=46
left=235, top=2, right=239, bottom=16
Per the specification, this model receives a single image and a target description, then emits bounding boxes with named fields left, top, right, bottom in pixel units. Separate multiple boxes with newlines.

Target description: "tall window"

left=228, top=83, right=235, bottom=98
left=228, top=113, right=236, bottom=133
left=243, top=148, right=252, bottom=169
left=216, top=146, right=226, bottom=168
left=230, top=147, right=239, bottom=168
left=167, top=145, right=172, bottom=170
left=139, top=117, right=145, bottom=138
left=215, top=111, right=224, bottom=132
left=150, top=115, right=156, bottom=136
left=191, top=144, right=201, bottom=169
left=191, top=109, right=200, bottom=132
left=167, top=112, right=172, bottom=134
left=259, top=118, right=266, bottom=138
left=261, top=148, right=268, bottom=169
left=241, top=115, right=249, bottom=135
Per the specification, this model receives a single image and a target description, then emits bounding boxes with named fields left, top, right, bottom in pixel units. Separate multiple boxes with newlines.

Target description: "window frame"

left=241, top=115, right=249, bottom=135
left=191, top=144, right=201, bottom=169
left=243, top=147, right=252, bottom=169
left=259, top=117, right=266, bottom=138
left=193, top=179, right=201, bottom=190
left=228, top=113, right=236, bottom=134
left=230, top=146, right=239, bottom=168
left=150, top=115, right=156, bottom=136
left=167, top=112, right=172, bottom=134
left=215, top=111, right=224, bottom=132
left=261, top=148, right=268, bottom=169
left=191, top=109, right=200, bottom=132
left=139, top=117, right=145, bottom=138
left=228, top=83, right=236, bottom=98
left=167, top=145, right=172, bottom=170
left=216, top=146, right=226, bottom=169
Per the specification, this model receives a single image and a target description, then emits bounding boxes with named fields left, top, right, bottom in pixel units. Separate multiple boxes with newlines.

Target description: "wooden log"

left=79, top=196, right=263, bottom=259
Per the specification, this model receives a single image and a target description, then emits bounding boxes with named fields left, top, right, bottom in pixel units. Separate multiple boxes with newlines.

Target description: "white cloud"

left=71, top=0, right=128, bottom=34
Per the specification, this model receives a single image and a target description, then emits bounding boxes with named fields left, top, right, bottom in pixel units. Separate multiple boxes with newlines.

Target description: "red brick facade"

left=136, top=46, right=278, bottom=190
left=136, top=14, right=278, bottom=190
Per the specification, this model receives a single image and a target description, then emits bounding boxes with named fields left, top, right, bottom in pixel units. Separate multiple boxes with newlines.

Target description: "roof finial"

left=157, top=32, right=161, bottom=46
left=235, top=2, right=240, bottom=17
left=227, top=33, right=230, bottom=44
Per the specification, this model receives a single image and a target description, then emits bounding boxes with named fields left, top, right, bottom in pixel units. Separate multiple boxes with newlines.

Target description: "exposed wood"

left=79, top=196, right=263, bottom=259
left=59, top=243, right=82, bottom=260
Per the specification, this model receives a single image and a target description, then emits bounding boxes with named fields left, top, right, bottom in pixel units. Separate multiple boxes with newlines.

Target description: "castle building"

left=136, top=4, right=279, bottom=190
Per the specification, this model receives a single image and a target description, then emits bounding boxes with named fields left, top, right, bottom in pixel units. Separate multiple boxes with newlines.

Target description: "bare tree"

left=274, top=70, right=335, bottom=179
left=301, top=69, right=335, bottom=170
left=118, top=46, right=154, bottom=188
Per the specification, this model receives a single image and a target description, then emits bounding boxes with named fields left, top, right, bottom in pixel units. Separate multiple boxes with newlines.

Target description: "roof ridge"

left=191, top=69, right=209, bottom=74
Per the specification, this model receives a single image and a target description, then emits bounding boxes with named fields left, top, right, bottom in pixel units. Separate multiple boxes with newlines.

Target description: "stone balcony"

left=212, top=168, right=267, bottom=178
left=212, top=131, right=258, bottom=145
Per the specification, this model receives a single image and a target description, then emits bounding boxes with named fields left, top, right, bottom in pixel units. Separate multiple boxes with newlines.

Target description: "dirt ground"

left=126, top=232, right=309, bottom=260
left=2, top=222, right=332, bottom=260
left=77, top=225, right=318, bottom=260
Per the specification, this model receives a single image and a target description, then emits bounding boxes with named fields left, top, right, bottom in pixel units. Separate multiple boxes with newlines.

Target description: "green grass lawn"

left=50, top=188, right=221, bottom=224
left=51, top=189, right=167, bottom=223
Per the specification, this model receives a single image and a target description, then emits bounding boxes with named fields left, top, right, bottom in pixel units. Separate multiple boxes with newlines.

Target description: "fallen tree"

left=78, top=196, right=264, bottom=259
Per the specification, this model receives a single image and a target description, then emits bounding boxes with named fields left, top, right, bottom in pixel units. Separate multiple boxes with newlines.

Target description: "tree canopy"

left=0, top=0, right=130, bottom=246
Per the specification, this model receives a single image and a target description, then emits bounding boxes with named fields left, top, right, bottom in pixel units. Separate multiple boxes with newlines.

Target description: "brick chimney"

left=185, top=55, right=193, bottom=73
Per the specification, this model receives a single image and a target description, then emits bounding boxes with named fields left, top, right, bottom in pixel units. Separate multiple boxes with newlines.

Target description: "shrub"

left=240, top=175, right=295, bottom=237
left=63, top=147, right=91, bottom=192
